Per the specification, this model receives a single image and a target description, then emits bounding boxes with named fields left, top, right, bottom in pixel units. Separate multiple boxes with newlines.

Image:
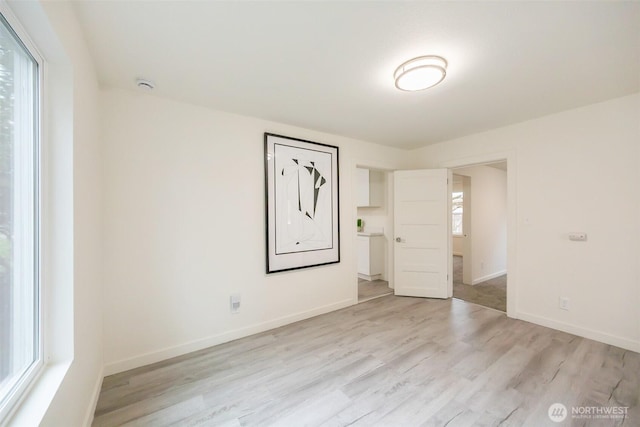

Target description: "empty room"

left=1, top=1, right=639, bottom=426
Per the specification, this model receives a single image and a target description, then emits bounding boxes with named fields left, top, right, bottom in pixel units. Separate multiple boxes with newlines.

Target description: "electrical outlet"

left=230, top=293, right=241, bottom=314
left=559, top=297, right=570, bottom=311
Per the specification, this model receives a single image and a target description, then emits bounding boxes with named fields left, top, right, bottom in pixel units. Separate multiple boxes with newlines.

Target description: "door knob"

left=395, top=237, right=402, bottom=242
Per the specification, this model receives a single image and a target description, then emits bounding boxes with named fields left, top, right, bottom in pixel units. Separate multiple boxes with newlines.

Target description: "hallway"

left=452, top=255, right=506, bottom=312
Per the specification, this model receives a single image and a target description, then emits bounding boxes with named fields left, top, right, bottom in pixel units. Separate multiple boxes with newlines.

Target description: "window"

left=452, top=191, right=463, bottom=235
left=0, top=10, right=41, bottom=420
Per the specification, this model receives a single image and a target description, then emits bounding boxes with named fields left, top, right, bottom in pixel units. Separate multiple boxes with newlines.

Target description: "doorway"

left=390, top=155, right=517, bottom=317
left=451, top=162, right=507, bottom=312
left=355, top=167, right=393, bottom=303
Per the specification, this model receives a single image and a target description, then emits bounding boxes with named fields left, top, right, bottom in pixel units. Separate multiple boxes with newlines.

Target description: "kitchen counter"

left=357, top=232, right=384, bottom=237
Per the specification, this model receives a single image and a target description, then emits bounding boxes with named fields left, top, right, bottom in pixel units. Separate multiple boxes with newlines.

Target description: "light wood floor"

left=358, top=278, right=392, bottom=302
left=93, top=296, right=639, bottom=426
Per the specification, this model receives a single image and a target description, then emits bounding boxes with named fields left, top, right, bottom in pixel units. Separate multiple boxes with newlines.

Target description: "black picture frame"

left=264, top=133, right=340, bottom=273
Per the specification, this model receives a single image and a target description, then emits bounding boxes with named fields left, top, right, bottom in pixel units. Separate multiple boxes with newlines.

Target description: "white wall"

left=101, top=90, right=639, bottom=373
left=410, top=93, right=640, bottom=352
left=452, top=236, right=463, bottom=256
left=8, top=1, right=103, bottom=426
left=101, top=88, right=409, bottom=374
left=453, top=165, right=507, bottom=284
left=40, top=2, right=104, bottom=425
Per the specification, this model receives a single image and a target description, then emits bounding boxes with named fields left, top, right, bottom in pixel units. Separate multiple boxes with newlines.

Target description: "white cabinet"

left=357, top=234, right=384, bottom=281
left=357, top=168, right=384, bottom=207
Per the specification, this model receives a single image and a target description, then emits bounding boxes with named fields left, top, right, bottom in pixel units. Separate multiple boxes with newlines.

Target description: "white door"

left=394, top=169, right=452, bottom=298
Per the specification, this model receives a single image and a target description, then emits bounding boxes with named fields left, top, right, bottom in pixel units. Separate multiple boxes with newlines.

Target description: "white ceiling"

left=73, top=1, right=640, bottom=149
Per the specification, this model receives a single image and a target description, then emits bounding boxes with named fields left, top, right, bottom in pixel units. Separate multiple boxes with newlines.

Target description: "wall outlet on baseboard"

left=230, top=293, right=241, bottom=314
left=559, top=297, right=570, bottom=311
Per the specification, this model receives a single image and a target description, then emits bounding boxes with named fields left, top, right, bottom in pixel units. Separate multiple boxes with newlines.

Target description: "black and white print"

left=265, top=133, right=339, bottom=273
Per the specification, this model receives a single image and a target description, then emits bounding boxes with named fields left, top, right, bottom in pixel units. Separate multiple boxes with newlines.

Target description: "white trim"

left=358, top=273, right=382, bottom=281
left=471, top=270, right=507, bottom=285
left=441, top=151, right=513, bottom=170
left=82, top=367, right=104, bottom=427
left=1, top=1, right=44, bottom=59
left=352, top=159, right=398, bottom=297
left=2, top=2, right=77, bottom=426
left=441, top=150, right=517, bottom=318
left=453, top=297, right=505, bottom=314
left=515, top=311, right=640, bottom=353
left=0, top=2, right=45, bottom=424
left=104, top=298, right=355, bottom=376
left=359, top=292, right=393, bottom=303
left=3, top=361, right=69, bottom=427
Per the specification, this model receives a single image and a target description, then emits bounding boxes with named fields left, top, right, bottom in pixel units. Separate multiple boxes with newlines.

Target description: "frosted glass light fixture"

left=394, top=55, right=447, bottom=91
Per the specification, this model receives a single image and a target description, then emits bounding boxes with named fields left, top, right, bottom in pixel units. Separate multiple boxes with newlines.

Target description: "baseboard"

left=104, top=298, right=355, bottom=376
left=358, top=273, right=381, bottom=281
left=472, top=270, right=507, bottom=285
left=515, top=311, right=640, bottom=353
left=82, top=366, right=104, bottom=427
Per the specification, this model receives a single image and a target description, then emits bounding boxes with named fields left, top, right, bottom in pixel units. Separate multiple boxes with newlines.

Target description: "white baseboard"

left=83, top=366, right=104, bottom=427
left=358, top=273, right=382, bottom=281
left=104, top=298, right=355, bottom=376
left=515, top=311, right=640, bottom=353
left=472, top=270, right=507, bottom=285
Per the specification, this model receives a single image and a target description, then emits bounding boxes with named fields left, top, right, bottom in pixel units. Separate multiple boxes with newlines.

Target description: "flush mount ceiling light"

left=394, top=55, right=447, bottom=91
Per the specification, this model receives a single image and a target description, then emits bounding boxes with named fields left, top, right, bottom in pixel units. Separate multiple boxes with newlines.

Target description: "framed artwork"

left=264, top=133, right=340, bottom=273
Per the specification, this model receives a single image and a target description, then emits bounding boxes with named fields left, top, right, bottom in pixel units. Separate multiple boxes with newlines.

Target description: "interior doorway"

left=451, top=162, right=507, bottom=312
left=355, top=167, right=393, bottom=303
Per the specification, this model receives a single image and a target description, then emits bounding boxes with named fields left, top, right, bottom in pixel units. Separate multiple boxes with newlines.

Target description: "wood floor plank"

left=120, top=395, right=205, bottom=427
left=93, top=295, right=640, bottom=426
left=358, top=278, right=393, bottom=302
left=371, top=372, right=472, bottom=426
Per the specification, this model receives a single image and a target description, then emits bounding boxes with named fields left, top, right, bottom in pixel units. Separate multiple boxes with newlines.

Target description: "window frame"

left=0, top=3, right=44, bottom=423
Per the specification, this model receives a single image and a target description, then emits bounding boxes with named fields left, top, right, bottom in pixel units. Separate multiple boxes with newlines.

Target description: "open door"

left=394, top=169, right=452, bottom=298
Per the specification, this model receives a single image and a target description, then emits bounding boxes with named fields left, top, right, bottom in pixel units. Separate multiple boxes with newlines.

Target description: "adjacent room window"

left=0, top=10, right=41, bottom=420
left=452, top=191, right=463, bottom=235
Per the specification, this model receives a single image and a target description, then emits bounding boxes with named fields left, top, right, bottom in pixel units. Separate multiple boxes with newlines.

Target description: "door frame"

left=452, top=174, right=473, bottom=285
left=352, top=161, right=397, bottom=304
left=442, top=151, right=516, bottom=317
